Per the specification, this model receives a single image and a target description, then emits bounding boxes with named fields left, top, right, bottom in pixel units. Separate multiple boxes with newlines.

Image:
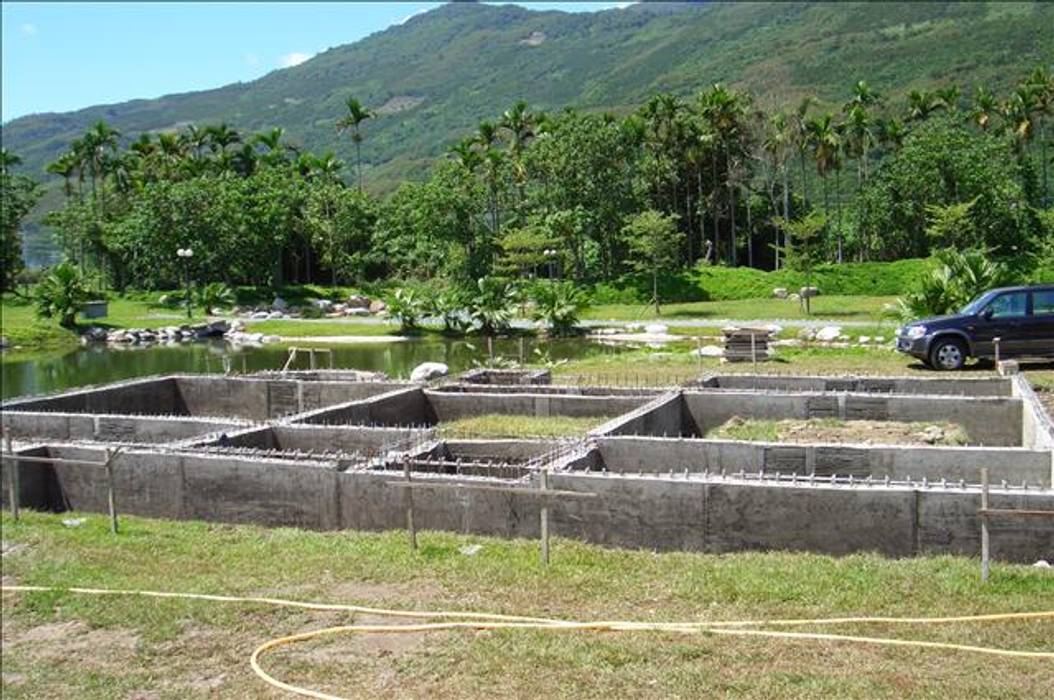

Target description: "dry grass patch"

left=708, top=417, right=970, bottom=446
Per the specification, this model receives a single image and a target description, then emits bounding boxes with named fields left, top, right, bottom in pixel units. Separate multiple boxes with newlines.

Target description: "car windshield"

left=960, top=291, right=997, bottom=316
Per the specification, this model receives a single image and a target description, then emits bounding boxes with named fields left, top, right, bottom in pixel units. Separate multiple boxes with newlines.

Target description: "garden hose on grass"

left=3, top=584, right=1052, bottom=700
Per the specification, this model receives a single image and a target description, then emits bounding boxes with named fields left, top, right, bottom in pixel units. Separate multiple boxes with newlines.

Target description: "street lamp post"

left=544, top=248, right=557, bottom=280
left=176, top=247, right=194, bottom=319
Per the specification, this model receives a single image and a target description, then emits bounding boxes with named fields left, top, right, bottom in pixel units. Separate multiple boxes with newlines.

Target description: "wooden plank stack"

left=723, top=326, right=773, bottom=362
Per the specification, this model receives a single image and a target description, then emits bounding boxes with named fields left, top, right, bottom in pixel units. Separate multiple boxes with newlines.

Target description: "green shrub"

left=469, top=277, right=518, bottom=335
left=530, top=280, right=589, bottom=336
left=386, top=287, right=425, bottom=333
left=197, top=282, right=235, bottom=315
left=33, top=262, right=92, bottom=328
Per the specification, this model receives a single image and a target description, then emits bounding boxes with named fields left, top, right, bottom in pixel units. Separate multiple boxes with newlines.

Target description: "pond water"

left=1, top=337, right=628, bottom=399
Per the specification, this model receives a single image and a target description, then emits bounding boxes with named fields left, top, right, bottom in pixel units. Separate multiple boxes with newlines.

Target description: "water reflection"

left=1, top=337, right=625, bottom=399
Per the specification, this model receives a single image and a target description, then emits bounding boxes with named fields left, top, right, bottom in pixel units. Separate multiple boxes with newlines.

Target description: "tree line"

left=3, top=66, right=1052, bottom=294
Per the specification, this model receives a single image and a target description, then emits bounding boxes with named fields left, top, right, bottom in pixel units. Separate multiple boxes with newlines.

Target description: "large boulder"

left=346, top=294, right=371, bottom=309
left=369, top=299, right=388, bottom=314
left=313, top=299, right=334, bottom=311
left=815, top=325, right=842, bottom=342
left=272, top=296, right=289, bottom=311
left=410, top=362, right=449, bottom=382
left=644, top=323, right=669, bottom=335
left=772, top=287, right=789, bottom=299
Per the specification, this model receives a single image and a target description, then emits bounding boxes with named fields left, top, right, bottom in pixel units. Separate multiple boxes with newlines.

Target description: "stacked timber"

left=723, top=326, right=773, bottom=362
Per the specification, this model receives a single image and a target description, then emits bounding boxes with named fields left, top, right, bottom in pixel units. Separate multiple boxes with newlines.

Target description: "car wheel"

left=930, top=338, right=967, bottom=371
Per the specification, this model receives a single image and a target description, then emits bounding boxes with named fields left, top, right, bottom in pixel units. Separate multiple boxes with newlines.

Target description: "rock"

left=815, top=325, right=842, bottom=342
left=644, top=323, right=669, bottom=335
left=1034, top=560, right=1052, bottom=569
left=797, top=327, right=816, bottom=341
left=313, top=299, right=334, bottom=311
left=858, top=336, right=872, bottom=345
left=772, top=287, right=789, bottom=299
left=369, top=299, right=387, bottom=314
left=346, top=294, right=371, bottom=309
left=344, top=307, right=370, bottom=317
left=800, top=286, right=820, bottom=298
left=271, top=296, right=288, bottom=311
left=692, top=345, right=724, bottom=358
left=874, top=336, right=885, bottom=344
left=410, top=361, right=449, bottom=382
left=263, top=335, right=280, bottom=343
left=267, top=311, right=284, bottom=320
left=625, top=323, right=643, bottom=332
left=764, top=323, right=783, bottom=336
left=250, top=311, right=269, bottom=320
left=229, top=319, right=245, bottom=332
left=918, top=425, right=946, bottom=444
left=83, top=327, right=109, bottom=343
left=248, top=333, right=265, bottom=343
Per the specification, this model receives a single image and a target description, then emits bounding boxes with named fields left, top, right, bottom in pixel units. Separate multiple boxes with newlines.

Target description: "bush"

left=530, top=281, right=589, bottom=336
left=428, top=287, right=471, bottom=335
left=33, top=262, right=92, bottom=328
left=890, top=249, right=1014, bottom=322
left=469, top=277, right=518, bottom=335
left=197, top=282, right=235, bottom=315
left=386, top=287, right=425, bottom=333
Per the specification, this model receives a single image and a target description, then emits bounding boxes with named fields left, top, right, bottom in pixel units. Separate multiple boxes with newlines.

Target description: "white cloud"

left=20, top=23, right=38, bottom=36
left=277, top=52, right=312, bottom=69
left=244, top=52, right=260, bottom=67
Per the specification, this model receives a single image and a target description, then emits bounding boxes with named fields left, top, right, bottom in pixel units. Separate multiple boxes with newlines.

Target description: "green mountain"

left=4, top=1, right=1052, bottom=264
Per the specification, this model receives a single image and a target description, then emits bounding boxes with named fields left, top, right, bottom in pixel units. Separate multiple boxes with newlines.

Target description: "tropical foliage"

left=33, top=262, right=93, bottom=328
left=1, top=150, right=39, bottom=291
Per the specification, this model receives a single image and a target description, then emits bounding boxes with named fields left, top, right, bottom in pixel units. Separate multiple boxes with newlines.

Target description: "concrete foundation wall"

left=0, top=411, right=244, bottom=444
left=2, top=377, right=183, bottom=415
left=592, top=392, right=684, bottom=437
left=174, top=376, right=404, bottom=420
left=701, top=374, right=1013, bottom=397
left=1014, top=376, right=1054, bottom=454
left=5, top=444, right=1051, bottom=562
left=590, top=437, right=1051, bottom=486
left=214, top=424, right=428, bottom=454
left=424, top=390, right=647, bottom=422
left=292, top=387, right=434, bottom=426
left=681, top=391, right=1023, bottom=446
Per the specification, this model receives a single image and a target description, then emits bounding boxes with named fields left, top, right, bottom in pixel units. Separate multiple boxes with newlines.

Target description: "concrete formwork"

left=696, top=374, right=1014, bottom=397
left=3, top=371, right=1051, bottom=564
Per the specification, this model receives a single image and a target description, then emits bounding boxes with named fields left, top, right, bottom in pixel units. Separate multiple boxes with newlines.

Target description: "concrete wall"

left=292, top=387, right=434, bottom=426
left=701, top=374, right=1013, bottom=397
left=2, top=377, right=183, bottom=415
left=213, top=424, right=428, bottom=454
left=592, top=392, right=684, bottom=437
left=681, top=391, right=1023, bottom=446
left=589, top=437, right=1052, bottom=487
left=546, top=472, right=1054, bottom=562
left=1013, top=375, right=1054, bottom=455
left=5, top=443, right=1051, bottom=562
left=0, top=411, right=245, bottom=444
left=424, top=390, right=648, bottom=422
left=174, top=376, right=404, bottom=420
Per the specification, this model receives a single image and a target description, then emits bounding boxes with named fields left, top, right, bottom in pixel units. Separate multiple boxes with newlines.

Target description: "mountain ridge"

left=4, top=1, right=1052, bottom=263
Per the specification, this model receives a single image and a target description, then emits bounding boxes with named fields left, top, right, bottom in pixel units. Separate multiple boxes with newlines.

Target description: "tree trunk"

left=835, top=167, right=843, bottom=264
left=745, top=190, right=753, bottom=269
left=653, top=270, right=660, bottom=316
left=729, top=183, right=737, bottom=267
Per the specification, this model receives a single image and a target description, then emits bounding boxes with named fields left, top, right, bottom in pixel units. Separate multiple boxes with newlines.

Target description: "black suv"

left=896, top=285, right=1054, bottom=370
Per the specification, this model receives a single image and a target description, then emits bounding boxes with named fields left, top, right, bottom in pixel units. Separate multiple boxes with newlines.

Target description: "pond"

left=1, top=337, right=629, bottom=399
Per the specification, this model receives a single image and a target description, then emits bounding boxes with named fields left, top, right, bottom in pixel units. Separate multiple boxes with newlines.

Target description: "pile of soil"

left=709, top=417, right=970, bottom=446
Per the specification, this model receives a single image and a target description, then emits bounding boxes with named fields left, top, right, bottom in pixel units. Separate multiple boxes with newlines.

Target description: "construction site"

left=3, top=367, right=1052, bottom=564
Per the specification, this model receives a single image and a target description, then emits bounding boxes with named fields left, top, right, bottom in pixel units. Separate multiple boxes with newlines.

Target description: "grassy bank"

left=585, top=294, right=895, bottom=322
left=2, top=511, right=1052, bottom=699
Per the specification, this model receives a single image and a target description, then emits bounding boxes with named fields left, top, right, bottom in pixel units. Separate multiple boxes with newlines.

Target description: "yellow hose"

left=3, top=584, right=1052, bottom=700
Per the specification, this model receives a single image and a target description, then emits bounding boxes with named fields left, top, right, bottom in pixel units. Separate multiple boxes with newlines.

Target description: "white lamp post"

left=176, top=247, right=194, bottom=319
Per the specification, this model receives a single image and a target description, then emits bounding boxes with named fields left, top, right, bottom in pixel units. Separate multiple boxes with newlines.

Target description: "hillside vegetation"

left=4, top=3, right=1052, bottom=236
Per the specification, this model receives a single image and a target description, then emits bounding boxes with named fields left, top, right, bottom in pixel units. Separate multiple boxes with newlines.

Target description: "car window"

left=1033, top=290, right=1054, bottom=316
left=986, top=292, right=1028, bottom=319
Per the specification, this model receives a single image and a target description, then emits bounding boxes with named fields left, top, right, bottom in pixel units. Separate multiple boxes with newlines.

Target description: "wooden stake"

left=404, top=458, right=417, bottom=551
left=981, top=467, right=990, bottom=583
left=540, top=469, right=550, bottom=566
left=5, top=430, right=19, bottom=522
left=105, top=448, right=119, bottom=534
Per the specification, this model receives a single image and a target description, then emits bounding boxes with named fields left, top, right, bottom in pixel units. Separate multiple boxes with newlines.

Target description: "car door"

left=1027, top=288, right=1054, bottom=357
left=972, top=291, right=1030, bottom=358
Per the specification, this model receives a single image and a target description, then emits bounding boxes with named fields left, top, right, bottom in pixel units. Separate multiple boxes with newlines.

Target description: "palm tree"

left=0, top=149, right=20, bottom=175
left=499, top=100, right=536, bottom=155
left=449, top=137, right=482, bottom=173
left=805, top=113, right=843, bottom=261
left=970, top=86, right=1000, bottom=131
left=206, top=123, right=241, bottom=153
left=906, top=89, right=937, bottom=122
left=933, top=85, right=961, bottom=113
left=1025, top=67, right=1053, bottom=206
left=253, top=127, right=292, bottom=166
left=762, top=112, right=794, bottom=268
left=336, top=97, right=374, bottom=193
left=789, top=96, right=815, bottom=210
left=46, top=153, right=78, bottom=199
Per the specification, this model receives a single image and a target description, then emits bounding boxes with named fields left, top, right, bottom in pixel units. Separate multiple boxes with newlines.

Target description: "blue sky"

left=2, top=2, right=631, bottom=123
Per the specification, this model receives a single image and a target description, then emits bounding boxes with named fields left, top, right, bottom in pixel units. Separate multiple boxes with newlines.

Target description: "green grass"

left=707, top=417, right=970, bottom=446
left=437, top=414, right=610, bottom=439
left=244, top=319, right=403, bottom=338
left=585, top=295, right=896, bottom=323
left=2, top=510, right=1052, bottom=699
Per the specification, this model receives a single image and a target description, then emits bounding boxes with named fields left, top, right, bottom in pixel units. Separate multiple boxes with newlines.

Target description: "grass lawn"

left=1, top=511, right=1052, bottom=698
left=436, top=414, right=610, bottom=439
left=585, top=295, right=897, bottom=323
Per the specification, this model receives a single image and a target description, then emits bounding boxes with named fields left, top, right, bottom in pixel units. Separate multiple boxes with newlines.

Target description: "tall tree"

left=337, top=97, right=375, bottom=194
left=622, top=209, right=684, bottom=315
left=1, top=150, right=40, bottom=291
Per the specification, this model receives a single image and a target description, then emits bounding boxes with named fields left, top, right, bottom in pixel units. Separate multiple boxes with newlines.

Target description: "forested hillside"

left=5, top=1, right=1051, bottom=189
